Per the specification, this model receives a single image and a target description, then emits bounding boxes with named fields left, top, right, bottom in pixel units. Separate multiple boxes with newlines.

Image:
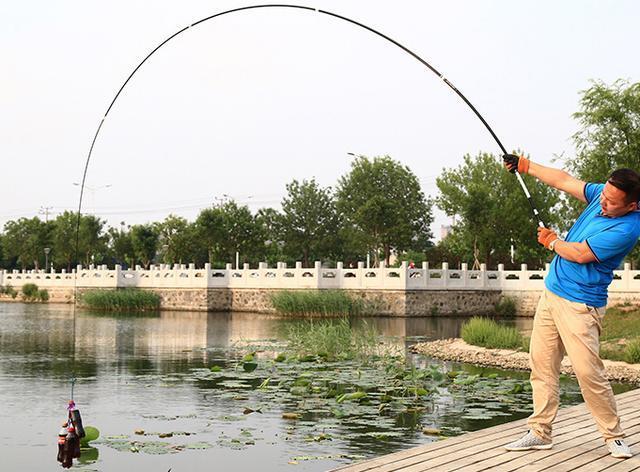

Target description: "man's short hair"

left=608, top=168, right=640, bottom=204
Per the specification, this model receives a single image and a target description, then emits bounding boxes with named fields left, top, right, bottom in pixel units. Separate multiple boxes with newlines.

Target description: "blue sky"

left=2, top=0, right=639, bottom=239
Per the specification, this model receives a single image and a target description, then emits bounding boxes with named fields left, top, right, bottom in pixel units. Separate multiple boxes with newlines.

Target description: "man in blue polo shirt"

left=501, top=155, right=640, bottom=459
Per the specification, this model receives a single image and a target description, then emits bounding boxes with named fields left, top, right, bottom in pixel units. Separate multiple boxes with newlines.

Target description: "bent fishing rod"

left=74, top=3, right=545, bottom=245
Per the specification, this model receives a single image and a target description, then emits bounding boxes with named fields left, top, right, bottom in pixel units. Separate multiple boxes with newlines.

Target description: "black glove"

left=502, top=154, right=519, bottom=174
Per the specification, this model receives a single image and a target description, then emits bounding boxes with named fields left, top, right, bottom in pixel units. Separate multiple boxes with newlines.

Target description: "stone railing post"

left=480, top=263, right=487, bottom=289
left=624, top=262, right=631, bottom=290
left=521, top=264, right=528, bottom=289
left=336, top=262, right=344, bottom=288
left=442, top=262, right=449, bottom=288
left=114, top=264, right=122, bottom=287
left=460, top=263, right=468, bottom=288
left=497, top=264, right=505, bottom=289
left=314, top=261, right=322, bottom=288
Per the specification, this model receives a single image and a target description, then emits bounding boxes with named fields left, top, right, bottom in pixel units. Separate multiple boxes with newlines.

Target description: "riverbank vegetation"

left=461, top=317, right=527, bottom=351
left=284, top=317, right=381, bottom=362
left=0, top=283, right=49, bottom=302
left=80, top=289, right=160, bottom=311
left=600, top=305, right=640, bottom=363
left=462, top=304, right=640, bottom=365
left=269, top=290, right=370, bottom=316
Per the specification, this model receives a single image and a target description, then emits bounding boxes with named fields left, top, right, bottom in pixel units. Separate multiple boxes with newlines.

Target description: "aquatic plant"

left=80, top=289, right=160, bottom=311
left=269, top=290, right=368, bottom=316
left=461, top=317, right=524, bottom=350
left=284, top=317, right=381, bottom=362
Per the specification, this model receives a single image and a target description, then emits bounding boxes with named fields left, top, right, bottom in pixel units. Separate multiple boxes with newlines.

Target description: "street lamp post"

left=44, top=247, right=51, bottom=272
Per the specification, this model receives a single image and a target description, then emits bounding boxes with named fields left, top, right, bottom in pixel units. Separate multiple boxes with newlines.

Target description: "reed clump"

left=80, top=289, right=160, bottom=311
left=284, top=317, right=381, bottom=362
left=270, top=290, right=368, bottom=316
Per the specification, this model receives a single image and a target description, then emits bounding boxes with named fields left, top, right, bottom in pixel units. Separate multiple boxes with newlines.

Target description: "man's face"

left=599, top=182, right=637, bottom=217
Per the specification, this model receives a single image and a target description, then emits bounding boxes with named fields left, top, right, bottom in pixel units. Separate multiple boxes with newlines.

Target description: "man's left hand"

left=537, top=227, right=559, bottom=250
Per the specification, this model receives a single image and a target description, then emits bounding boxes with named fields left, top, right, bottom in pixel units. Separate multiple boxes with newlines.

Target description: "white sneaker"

left=504, top=431, right=553, bottom=451
left=607, top=439, right=633, bottom=458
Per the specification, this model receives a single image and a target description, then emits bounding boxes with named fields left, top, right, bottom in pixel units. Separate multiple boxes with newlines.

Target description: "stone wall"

left=3, top=285, right=640, bottom=317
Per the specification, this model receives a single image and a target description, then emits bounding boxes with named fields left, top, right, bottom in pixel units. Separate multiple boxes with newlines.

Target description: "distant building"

left=440, top=224, right=453, bottom=240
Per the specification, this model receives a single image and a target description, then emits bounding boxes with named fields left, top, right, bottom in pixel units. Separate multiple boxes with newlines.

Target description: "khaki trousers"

left=528, top=289, right=623, bottom=442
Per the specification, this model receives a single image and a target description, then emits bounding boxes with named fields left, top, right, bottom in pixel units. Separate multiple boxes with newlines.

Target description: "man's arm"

left=527, top=162, right=587, bottom=203
left=538, top=227, right=597, bottom=264
left=552, top=240, right=597, bottom=264
left=504, top=155, right=587, bottom=202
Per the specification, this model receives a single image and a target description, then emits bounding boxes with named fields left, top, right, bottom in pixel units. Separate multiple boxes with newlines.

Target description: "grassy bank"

left=462, top=306, right=640, bottom=364
left=269, top=290, right=369, bottom=316
left=461, top=317, right=527, bottom=351
left=600, top=305, right=640, bottom=363
left=80, top=289, right=160, bottom=312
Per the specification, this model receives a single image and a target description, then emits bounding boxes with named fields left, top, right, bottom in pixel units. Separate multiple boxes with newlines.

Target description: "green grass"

left=284, top=317, right=381, bottom=362
left=598, top=306, right=640, bottom=363
left=80, top=289, right=160, bottom=311
left=461, top=317, right=525, bottom=350
left=270, top=290, right=368, bottom=316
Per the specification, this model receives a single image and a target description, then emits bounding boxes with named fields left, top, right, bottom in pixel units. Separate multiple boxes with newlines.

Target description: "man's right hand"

left=503, top=154, right=530, bottom=174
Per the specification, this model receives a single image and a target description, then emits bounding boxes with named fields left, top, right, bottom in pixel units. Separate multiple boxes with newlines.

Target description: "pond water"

left=0, top=303, right=631, bottom=471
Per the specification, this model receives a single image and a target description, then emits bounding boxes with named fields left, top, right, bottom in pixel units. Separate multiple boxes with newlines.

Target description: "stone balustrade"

left=2, top=261, right=640, bottom=293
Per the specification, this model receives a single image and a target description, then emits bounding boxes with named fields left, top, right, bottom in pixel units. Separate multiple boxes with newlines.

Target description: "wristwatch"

left=549, top=238, right=560, bottom=251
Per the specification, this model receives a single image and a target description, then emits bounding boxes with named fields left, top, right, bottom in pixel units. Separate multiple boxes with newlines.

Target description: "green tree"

left=107, top=223, right=134, bottom=268
left=568, top=80, right=640, bottom=181
left=255, top=207, right=285, bottom=265
left=155, top=214, right=197, bottom=265
left=436, top=152, right=560, bottom=268
left=336, top=155, right=433, bottom=265
left=194, top=207, right=225, bottom=265
left=217, top=201, right=262, bottom=266
left=2, top=217, right=49, bottom=269
left=51, top=212, right=107, bottom=270
left=130, top=224, right=159, bottom=269
left=280, top=179, right=338, bottom=267
left=560, top=80, right=640, bottom=264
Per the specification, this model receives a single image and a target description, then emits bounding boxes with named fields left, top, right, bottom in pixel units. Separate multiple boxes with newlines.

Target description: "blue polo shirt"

left=545, top=182, right=640, bottom=307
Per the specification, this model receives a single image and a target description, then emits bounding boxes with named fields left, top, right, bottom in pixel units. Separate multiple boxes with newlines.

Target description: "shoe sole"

left=505, top=444, right=553, bottom=451
left=610, top=453, right=632, bottom=459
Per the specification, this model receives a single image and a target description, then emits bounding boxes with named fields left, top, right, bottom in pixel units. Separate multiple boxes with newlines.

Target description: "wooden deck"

left=331, top=388, right=640, bottom=472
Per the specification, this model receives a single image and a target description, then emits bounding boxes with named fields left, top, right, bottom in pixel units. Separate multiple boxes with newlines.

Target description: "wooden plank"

left=445, top=407, right=640, bottom=472
left=560, top=433, right=640, bottom=472
left=399, top=408, right=640, bottom=472
left=504, top=419, right=640, bottom=472
left=330, top=389, right=640, bottom=472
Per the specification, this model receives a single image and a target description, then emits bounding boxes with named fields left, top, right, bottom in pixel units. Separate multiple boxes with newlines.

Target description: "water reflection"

left=0, top=303, right=565, bottom=472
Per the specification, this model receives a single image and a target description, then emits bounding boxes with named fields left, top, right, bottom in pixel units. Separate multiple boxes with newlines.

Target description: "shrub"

left=80, top=289, right=161, bottom=311
left=0, top=285, right=18, bottom=298
left=461, top=317, right=524, bottom=350
left=37, top=289, right=49, bottom=302
left=21, top=283, right=39, bottom=300
left=495, top=296, right=517, bottom=317
left=624, top=339, right=640, bottom=364
left=270, top=290, right=368, bottom=316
